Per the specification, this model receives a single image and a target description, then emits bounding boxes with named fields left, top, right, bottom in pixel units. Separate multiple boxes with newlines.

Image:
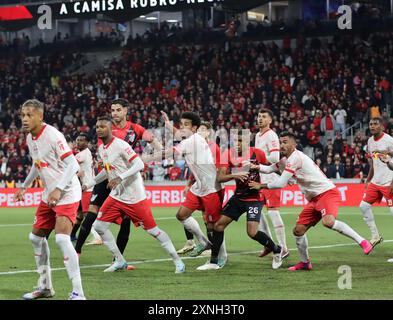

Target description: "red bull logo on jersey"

left=34, top=160, right=49, bottom=169
left=104, top=163, right=116, bottom=172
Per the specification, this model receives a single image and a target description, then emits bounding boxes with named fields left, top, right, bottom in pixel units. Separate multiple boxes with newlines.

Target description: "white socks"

left=29, top=233, right=53, bottom=290
left=218, top=236, right=227, bottom=262
left=181, top=217, right=209, bottom=245
left=360, top=201, right=379, bottom=238
left=55, top=234, right=84, bottom=297
left=332, top=220, right=364, bottom=244
left=268, top=210, right=287, bottom=251
left=90, top=228, right=102, bottom=241
left=295, top=235, right=309, bottom=263
left=258, top=214, right=272, bottom=238
left=147, top=227, right=182, bottom=265
left=93, top=220, right=126, bottom=264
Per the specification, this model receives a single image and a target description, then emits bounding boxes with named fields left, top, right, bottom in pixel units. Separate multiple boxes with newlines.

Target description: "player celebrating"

left=200, top=131, right=283, bottom=270
left=15, top=99, right=86, bottom=300
left=70, top=133, right=95, bottom=242
left=254, top=109, right=288, bottom=259
left=85, top=117, right=184, bottom=273
left=75, top=99, right=162, bottom=262
left=359, top=117, right=393, bottom=247
left=250, top=132, right=373, bottom=271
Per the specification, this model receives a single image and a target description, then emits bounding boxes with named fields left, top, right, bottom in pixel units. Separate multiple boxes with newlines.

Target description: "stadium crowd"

left=1, top=29, right=393, bottom=186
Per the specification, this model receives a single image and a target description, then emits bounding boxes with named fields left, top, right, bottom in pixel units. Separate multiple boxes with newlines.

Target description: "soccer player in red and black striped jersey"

left=197, top=131, right=283, bottom=270
left=75, top=99, right=162, bottom=263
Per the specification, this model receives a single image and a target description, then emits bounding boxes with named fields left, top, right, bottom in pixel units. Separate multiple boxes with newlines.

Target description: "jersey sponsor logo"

left=34, top=160, right=49, bottom=169
left=104, top=163, right=116, bottom=172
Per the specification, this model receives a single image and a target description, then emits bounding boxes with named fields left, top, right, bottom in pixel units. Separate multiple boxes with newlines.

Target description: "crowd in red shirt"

left=1, top=31, right=393, bottom=184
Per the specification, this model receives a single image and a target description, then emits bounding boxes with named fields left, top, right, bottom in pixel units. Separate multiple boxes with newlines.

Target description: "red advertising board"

left=0, top=184, right=386, bottom=208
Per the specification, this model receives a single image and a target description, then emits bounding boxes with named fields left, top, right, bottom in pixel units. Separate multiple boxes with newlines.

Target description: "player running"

left=15, top=99, right=86, bottom=300
left=359, top=117, right=393, bottom=248
left=75, top=99, right=162, bottom=265
left=199, top=131, right=283, bottom=270
left=250, top=132, right=374, bottom=271
left=254, top=109, right=288, bottom=259
left=85, top=117, right=185, bottom=273
left=70, top=133, right=95, bottom=242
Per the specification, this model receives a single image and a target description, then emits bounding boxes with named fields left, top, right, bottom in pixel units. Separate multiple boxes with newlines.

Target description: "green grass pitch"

left=0, top=206, right=393, bottom=300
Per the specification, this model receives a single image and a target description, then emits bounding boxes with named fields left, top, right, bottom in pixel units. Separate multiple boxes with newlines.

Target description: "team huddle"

left=14, top=98, right=393, bottom=300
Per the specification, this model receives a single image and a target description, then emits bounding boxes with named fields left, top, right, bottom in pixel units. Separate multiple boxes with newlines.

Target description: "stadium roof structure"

left=0, top=0, right=278, bottom=31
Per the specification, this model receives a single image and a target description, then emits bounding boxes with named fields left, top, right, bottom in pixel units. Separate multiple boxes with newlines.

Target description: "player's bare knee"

left=176, top=207, right=191, bottom=221
left=214, top=222, right=225, bottom=232
left=89, top=205, right=99, bottom=214
left=322, top=215, right=335, bottom=229
left=247, top=223, right=258, bottom=238
left=293, top=227, right=305, bottom=237
left=247, top=228, right=258, bottom=239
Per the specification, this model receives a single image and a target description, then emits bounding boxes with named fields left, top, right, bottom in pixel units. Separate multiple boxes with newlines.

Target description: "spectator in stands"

left=320, top=109, right=336, bottom=146
left=5, top=173, right=15, bottom=188
left=334, top=104, right=347, bottom=138
left=332, top=156, right=345, bottom=179
left=306, top=123, right=323, bottom=151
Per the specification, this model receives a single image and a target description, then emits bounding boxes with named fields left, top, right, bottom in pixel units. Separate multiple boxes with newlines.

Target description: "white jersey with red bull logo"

left=26, top=124, right=81, bottom=205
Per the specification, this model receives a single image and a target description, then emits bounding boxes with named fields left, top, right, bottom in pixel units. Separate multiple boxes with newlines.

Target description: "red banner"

left=0, top=184, right=387, bottom=208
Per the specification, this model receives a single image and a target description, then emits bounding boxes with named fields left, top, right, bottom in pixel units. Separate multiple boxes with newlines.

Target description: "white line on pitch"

left=0, top=211, right=390, bottom=228
left=0, top=240, right=392, bottom=276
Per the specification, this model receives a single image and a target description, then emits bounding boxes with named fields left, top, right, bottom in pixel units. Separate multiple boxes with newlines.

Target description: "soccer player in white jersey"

left=84, top=116, right=185, bottom=273
left=15, top=99, right=86, bottom=300
left=172, top=112, right=226, bottom=260
left=249, top=131, right=373, bottom=270
left=377, top=152, right=393, bottom=262
left=254, top=109, right=288, bottom=259
left=359, top=117, right=393, bottom=248
left=70, top=133, right=95, bottom=242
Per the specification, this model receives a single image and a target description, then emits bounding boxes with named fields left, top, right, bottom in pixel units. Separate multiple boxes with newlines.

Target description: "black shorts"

left=90, top=180, right=111, bottom=207
left=222, top=195, right=263, bottom=222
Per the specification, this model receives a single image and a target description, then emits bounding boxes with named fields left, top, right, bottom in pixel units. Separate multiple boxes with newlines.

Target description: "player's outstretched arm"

left=83, top=170, right=107, bottom=191
left=258, top=163, right=277, bottom=174
left=266, top=170, right=293, bottom=189
left=266, top=150, right=280, bottom=165
left=217, top=166, right=248, bottom=183
left=14, top=165, right=39, bottom=202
